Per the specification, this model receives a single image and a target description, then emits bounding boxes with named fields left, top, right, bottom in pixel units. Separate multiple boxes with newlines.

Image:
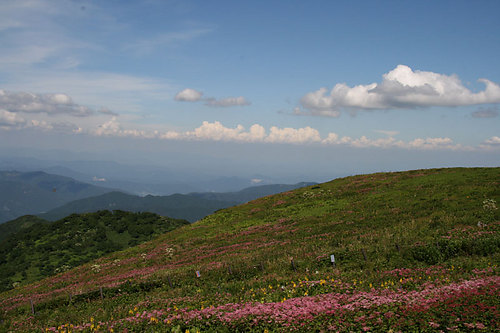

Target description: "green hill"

left=0, top=215, right=49, bottom=243
left=1, top=168, right=499, bottom=332
left=0, top=210, right=189, bottom=293
left=0, top=171, right=113, bottom=223
left=39, top=191, right=239, bottom=222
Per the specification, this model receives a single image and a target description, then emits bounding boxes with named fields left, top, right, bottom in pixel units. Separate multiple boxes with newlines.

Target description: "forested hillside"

left=0, top=210, right=188, bottom=292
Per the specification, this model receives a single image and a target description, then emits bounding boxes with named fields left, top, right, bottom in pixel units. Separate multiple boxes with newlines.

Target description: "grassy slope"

left=1, top=168, right=499, bottom=332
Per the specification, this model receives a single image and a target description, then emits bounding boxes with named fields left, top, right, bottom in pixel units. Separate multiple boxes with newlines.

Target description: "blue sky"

left=0, top=0, right=499, bottom=180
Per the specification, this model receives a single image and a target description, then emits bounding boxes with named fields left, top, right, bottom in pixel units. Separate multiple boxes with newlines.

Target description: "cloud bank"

left=88, top=118, right=486, bottom=151
left=1, top=106, right=496, bottom=152
left=300, top=65, right=500, bottom=116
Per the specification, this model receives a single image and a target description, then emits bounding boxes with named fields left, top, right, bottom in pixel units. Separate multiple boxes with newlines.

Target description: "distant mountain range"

left=0, top=171, right=113, bottom=223
left=39, top=182, right=316, bottom=222
left=38, top=191, right=239, bottom=222
left=0, top=170, right=316, bottom=224
left=188, top=182, right=316, bottom=203
left=1, top=153, right=318, bottom=195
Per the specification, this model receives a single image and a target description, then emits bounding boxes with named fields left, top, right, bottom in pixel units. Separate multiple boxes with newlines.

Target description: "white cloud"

left=0, top=107, right=84, bottom=133
left=92, top=116, right=158, bottom=139
left=300, top=65, right=500, bottom=116
left=0, top=89, right=94, bottom=117
left=267, top=126, right=321, bottom=144
left=321, top=133, right=406, bottom=148
left=205, top=96, right=251, bottom=107
left=185, top=121, right=265, bottom=142
left=483, top=136, right=500, bottom=145
left=84, top=119, right=478, bottom=151
left=175, top=88, right=203, bottom=102
left=0, top=109, right=25, bottom=128
left=175, top=89, right=251, bottom=107
left=406, top=137, right=460, bottom=150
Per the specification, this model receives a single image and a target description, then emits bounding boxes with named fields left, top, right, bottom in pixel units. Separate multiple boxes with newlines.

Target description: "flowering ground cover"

left=1, top=167, right=499, bottom=332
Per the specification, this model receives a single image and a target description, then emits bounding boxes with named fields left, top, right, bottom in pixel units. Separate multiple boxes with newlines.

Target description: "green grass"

left=1, top=167, right=499, bottom=332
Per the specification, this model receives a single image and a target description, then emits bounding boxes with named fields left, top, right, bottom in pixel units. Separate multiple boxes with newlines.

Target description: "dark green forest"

left=0, top=210, right=188, bottom=292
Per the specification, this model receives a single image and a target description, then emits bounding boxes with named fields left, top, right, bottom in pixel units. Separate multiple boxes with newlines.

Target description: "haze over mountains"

left=0, top=149, right=325, bottom=196
left=0, top=168, right=316, bottom=224
left=0, top=170, right=112, bottom=223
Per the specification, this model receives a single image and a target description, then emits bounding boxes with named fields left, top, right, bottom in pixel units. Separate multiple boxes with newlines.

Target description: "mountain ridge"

left=38, top=182, right=316, bottom=222
left=0, top=170, right=114, bottom=223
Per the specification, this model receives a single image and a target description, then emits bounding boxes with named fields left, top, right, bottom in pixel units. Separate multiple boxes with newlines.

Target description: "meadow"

left=1, top=168, right=498, bottom=332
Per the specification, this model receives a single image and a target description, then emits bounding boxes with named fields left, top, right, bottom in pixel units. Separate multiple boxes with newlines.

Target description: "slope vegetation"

left=1, top=168, right=499, bottom=332
left=0, top=215, right=49, bottom=243
left=0, top=210, right=189, bottom=292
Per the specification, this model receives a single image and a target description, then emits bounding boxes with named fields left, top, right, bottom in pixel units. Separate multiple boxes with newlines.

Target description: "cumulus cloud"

left=406, top=137, right=461, bottom=150
left=93, top=116, right=157, bottom=138
left=483, top=136, right=500, bottom=145
left=175, top=88, right=251, bottom=107
left=175, top=88, right=203, bottom=102
left=300, top=65, right=500, bottom=116
left=472, top=106, right=499, bottom=118
left=86, top=118, right=478, bottom=151
left=185, top=121, right=265, bottom=142
left=205, top=96, right=251, bottom=107
left=267, top=126, right=321, bottom=144
left=0, top=109, right=26, bottom=128
left=0, top=89, right=96, bottom=117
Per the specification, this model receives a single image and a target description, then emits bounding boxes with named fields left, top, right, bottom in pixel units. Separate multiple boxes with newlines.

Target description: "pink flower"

left=429, top=321, right=440, bottom=328
left=476, top=323, right=486, bottom=329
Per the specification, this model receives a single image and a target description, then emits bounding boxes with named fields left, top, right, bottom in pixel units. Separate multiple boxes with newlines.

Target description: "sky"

left=0, top=0, right=499, bottom=182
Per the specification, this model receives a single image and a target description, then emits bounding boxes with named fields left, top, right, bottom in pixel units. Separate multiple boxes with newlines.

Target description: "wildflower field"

left=1, top=168, right=499, bottom=332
